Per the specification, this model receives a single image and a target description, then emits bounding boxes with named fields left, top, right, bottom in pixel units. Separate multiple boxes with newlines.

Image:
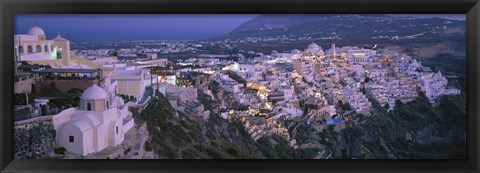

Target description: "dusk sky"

left=15, top=14, right=465, bottom=43
left=15, top=14, right=260, bottom=42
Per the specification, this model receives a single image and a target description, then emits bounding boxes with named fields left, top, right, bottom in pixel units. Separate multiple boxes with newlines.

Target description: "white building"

left=52, top=84, right=134, bottom=156
left=220, top=80, right=240, bottom=93
left=237, top=63, right=256, bottom=79
left=422, top=71, right=461, bottom=101
left=368, top=69, right=388, bottom=79
left=109, top=69, right=146, bottom=100
left=278, top=85, right=295, bottom=101
left=14, top=25, right=72, bottom=67
left=344, top=89, right=371, bottom=114
left=14, top=25, right=113, bottom=75
left=216, top=73, right=242, bottom=93
left=141, top=58, right=168, bottom=67
left=346, top=47, right=374, bottom=64
left=91, top=56, right=118, bottom=65
left=146, top=53, right=157, bottom=60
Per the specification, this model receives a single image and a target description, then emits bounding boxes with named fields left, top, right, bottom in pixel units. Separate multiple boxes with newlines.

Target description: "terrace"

left=33, top=68, right=102, bottom=81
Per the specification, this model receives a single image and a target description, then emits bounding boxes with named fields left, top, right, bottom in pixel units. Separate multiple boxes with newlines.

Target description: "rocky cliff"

left=14, top=116, right=57, bottom=159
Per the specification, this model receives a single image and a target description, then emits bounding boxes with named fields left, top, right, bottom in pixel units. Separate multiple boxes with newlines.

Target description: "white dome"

left=27, top=26, right=46, bottom=36
left=308, top=42, right=320, bottom=49
left=81, top=84, right=108, bottom=100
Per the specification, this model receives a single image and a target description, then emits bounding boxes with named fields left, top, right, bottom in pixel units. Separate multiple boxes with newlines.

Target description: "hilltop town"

left=13, top=25, right=464, bottom=159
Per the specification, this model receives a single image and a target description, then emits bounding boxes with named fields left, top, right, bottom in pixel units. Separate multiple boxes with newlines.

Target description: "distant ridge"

left=210, top=14, right=465, bottom=42
left=231, top=14, right=391, bottom=33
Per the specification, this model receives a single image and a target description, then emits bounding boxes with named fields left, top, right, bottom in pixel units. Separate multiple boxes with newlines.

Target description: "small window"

left=44, top=45, right=48, bottom=52
left=27, top=46, right=33, bottom=53
left=69, top=136, right=74, bottom=143
left=87, top=102, right=92, bottom=111
left=116, top=126, right=118, bottom=134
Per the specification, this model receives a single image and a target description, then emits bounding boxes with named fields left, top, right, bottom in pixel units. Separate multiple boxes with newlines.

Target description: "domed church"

left=14, top=24, right=72, bottom=67
left=303, top=42, right=325, bottom=56
left=52, top=84, right=134, bottom=156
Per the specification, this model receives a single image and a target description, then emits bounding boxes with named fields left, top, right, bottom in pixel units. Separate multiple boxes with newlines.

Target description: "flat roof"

left=35, top=68, right=101, bottom=73
left=110, top=69, right=144, bottom=77
left=34, top=97, right=62, bottom=100
left=17, top=64, right=44, bottom=69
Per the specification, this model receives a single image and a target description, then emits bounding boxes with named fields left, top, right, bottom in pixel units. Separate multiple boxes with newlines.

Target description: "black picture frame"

left=1, top=0, right=479, bottom=172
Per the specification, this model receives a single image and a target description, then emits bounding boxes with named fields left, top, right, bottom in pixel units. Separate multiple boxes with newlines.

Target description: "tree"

left=145, top=141, right=153, bottom=151
left=360, top=87, right=366, bottom=94
left=383, top=104, right=389, bottom=110
left=227, top=71, right=246, bottom=86
left=271, top=100, right=277, bottom=105
left=364, top=77, right=370, bottom=83
left=395, top=100, right=402, bottom=106
left=418, top=91, right=426, bottom=98
left=340, top=102, right=352, bottom=111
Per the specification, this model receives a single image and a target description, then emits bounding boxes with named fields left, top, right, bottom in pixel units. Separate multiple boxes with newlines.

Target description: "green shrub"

left=226, top=147, right=238, bottom=157
left=205, top=148, right=222, bottom=159
left=54, top=147, right=66, bottom=155
left=181, top=149, right=198, bottom=159
left=145, top=141, right=153, bottom=151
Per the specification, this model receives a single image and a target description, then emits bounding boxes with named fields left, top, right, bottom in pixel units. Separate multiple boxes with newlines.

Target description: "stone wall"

left=14, top=116, right=56, bottom=159
left=14, top=105, right=32, bottom=122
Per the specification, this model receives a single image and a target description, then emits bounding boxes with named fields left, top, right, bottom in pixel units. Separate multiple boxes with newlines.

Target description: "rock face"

left=320, top=94, right=466, bottom=159
left=14, top=117, right=56, bottom=159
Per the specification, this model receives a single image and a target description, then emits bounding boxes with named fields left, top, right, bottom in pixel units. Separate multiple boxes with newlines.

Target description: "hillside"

left=131, top=85, right=466, bottom=159
left=132, top=90, right=320, bottom=159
